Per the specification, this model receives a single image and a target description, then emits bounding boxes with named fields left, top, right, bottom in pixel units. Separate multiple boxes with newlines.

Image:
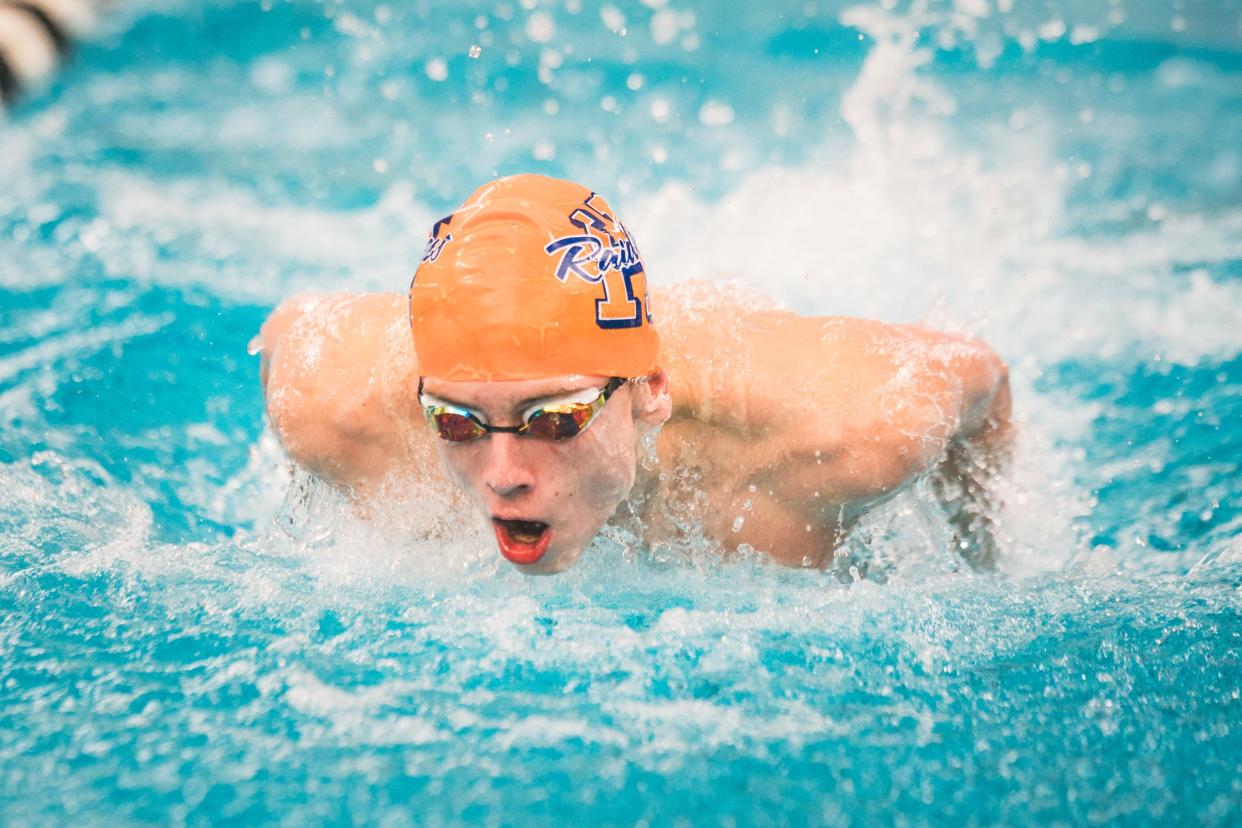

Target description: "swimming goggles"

left=418, top=377, right=627, bottom=443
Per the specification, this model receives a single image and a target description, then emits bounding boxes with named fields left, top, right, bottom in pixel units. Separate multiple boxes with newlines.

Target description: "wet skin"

left=257, top=288, right=1011, bottom=572
left=416, top=375, right=667, bottom=574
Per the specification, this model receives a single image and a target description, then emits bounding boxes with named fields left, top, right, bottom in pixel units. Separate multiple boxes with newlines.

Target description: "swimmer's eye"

left=419, top=377, right=627, bottom=443
left=522, top=404, right=597, bottom=440
left=424, top=406, right=490, bottom=442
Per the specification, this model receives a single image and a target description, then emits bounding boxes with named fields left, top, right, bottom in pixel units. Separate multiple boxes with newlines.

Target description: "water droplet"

left=425, top=58, right=448, bottom=81
left=532, top=140, right=555, bottom=161
left=731, top=516, right=744, bottom=533
left=525, top=10, right=556, bottom=43
left=698, top=100, right=735, bottom=127
left=468, top=44, right=483, bottom=58
left=601, top=5, right=626, bottom=33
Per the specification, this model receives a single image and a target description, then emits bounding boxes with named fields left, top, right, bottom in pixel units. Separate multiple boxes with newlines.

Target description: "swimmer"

left=257, top=174, right=1011, bottom=573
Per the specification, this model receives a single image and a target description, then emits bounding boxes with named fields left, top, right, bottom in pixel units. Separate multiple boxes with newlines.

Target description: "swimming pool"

left=1, top=0, right=1240, bottom=823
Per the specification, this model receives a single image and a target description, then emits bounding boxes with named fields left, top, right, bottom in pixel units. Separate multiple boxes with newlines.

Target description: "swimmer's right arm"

left=256, top=292, right=428, bottom=492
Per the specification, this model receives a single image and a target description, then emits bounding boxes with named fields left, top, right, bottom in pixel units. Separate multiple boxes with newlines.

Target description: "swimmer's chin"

left=502, top=545, right=586, bottom=576
left=494, top=541, right=586, bottom=573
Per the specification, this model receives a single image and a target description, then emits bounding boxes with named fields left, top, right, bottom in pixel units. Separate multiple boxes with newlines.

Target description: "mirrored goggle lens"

left=524, top=405, right=596, bottom=441
left=430, top=410, right=487, bottom=442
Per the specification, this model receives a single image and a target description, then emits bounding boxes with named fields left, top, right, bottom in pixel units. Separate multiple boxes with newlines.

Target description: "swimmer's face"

left=419, top=373, right=672, bottom=574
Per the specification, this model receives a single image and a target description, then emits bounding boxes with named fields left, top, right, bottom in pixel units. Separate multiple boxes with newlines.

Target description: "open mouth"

left=492, top=518, right=552, bottom=565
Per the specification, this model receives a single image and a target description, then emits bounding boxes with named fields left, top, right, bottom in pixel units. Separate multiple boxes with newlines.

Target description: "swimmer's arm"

left=853, top=321, right=1010, bottom=496
left=896, top=322, right=1011, bottom=446
left=918, top=331, right=1012, bottom=565
left=757, top=317, right=1010, bottom=514
left=256, top=292, right=424, bottom=491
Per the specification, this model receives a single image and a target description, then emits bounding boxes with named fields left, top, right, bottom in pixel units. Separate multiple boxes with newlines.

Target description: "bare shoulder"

left=659, top=289, right=1003, bottom=430
left=742, top=312, right=1007, bottom=460
left=257, top=292, right=430, bottom=491
left=655, top=283, right=1008, bottom=509
left=655, top=285, right=920, bottom=426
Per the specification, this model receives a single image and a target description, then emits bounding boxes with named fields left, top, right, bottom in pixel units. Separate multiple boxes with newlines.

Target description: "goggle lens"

left=523, top=406, right=595, bottom=441
left=431, top=410, right=487, bottom=442
left=420, top=378, right=626, bottom=443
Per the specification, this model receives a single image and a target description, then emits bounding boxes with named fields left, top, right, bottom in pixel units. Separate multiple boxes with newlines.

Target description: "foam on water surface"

left=1, top=0, right=1240, bottom=823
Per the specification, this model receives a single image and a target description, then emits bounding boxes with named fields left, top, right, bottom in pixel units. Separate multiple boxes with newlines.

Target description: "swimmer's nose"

left=481, top=433, right=536, bottom=499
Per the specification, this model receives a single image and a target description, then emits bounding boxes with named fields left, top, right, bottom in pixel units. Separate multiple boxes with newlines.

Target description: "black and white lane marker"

left=0, top=0, right=99, bottom=106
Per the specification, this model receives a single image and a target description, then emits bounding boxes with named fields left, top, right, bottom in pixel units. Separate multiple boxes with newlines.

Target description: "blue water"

left=2, top=0, right=1240, bottom=824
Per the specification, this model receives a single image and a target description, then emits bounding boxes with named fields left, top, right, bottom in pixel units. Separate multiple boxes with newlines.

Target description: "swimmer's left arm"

left=750, top=316, right=1010, bottom=513
left=896, top=321, right=1011, bottom=445
left=847, top=320, right=1009, bottom=504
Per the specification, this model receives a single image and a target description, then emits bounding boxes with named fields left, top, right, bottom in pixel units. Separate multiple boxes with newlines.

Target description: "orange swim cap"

left=409, top=174, right=659, bottom=381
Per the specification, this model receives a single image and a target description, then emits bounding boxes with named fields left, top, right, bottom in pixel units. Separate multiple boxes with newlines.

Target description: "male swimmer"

left=257, top=174, right=1011, bottom=574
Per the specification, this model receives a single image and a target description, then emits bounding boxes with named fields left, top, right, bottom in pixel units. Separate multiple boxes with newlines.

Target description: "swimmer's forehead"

left=420, top=375, right=612, bottom=411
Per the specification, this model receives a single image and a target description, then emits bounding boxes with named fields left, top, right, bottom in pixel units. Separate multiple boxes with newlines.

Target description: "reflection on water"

left=1, top=0, right=1240, bottom=823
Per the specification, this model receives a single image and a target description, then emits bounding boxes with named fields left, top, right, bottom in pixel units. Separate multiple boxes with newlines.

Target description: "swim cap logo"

left=421, top=234, right=451, bottom=263
left=544, top=193, right=652, bottom=330
left=421, top=215, right=453, bottom=263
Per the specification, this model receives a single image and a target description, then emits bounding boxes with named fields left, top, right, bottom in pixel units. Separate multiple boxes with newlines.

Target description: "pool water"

left=1, top=0, right=1240, bottom=823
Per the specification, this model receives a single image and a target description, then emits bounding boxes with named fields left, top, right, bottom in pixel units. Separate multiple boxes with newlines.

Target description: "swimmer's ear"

left=631, top=370, right=672, bottom=426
